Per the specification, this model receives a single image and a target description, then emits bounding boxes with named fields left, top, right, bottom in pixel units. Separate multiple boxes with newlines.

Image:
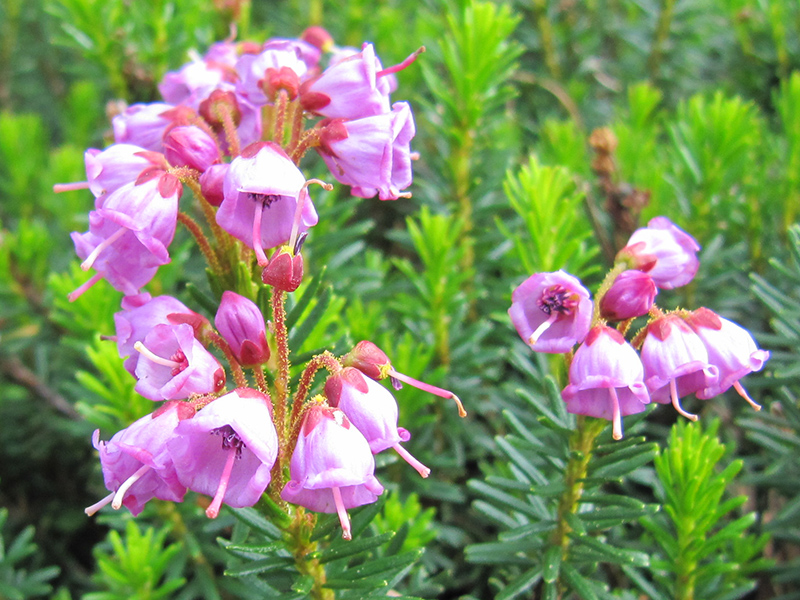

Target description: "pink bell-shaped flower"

left=317, top=102, right=415, bottom=200
left=114, top=293, right=201, bottom=375
left=640, top=313, right=719, bottom=421
left=281, top=404, right=384, bottom=540
left=509, top=270, right=593, bottom=354
left=300, top=43, right=392, bottom=120
left=617, top=216, right=700, bottom=290
left=325, top=368, right=430, bottom=478
left=85, top=400, right=195, bottom=517
left=112, top=102, right=173, bottom=152
left=561, top=325, right=651, bottom=440
left=167, top=388, right=278, bottom=518
left=133, top=323, right=226, bottom=401
left=686, top=307, right=770, bottom=409
left=214, top=291, right=271, bottom=367
left=69, top=174, right=180, bottom=299
left=216, top=142, right=318, bottom=265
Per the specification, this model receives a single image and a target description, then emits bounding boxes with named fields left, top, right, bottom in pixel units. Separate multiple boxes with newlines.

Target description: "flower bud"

left=199, top=163, right=228, bottom=207
left=599, top=270, right=657, bottom=321
left=163, top=125, right=220, bottom=172
left=214, top=291, right=271, bottom=367
left=261, top=247, right=304, bottom=292
left=342, top=341, right=391, bottom=380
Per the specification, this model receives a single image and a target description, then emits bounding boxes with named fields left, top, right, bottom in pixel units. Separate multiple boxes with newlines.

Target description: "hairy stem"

left=177, top=212, right=223, bottom=274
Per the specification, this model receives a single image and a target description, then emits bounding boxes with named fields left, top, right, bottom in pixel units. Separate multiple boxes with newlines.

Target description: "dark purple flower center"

left=169, top=349, right=189, bottom=376
left=248, top=192, right=279, bottom=208
left=211, top=425, right=246, bottom=458
left=538, top=284, right=579, bottom=316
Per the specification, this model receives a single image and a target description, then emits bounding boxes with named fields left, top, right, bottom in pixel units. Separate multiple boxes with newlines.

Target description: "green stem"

left=285, top=507, right=333, bottom=600
left=647, top=0, right=676, bottom=81
left=532, top=0, right=561, bottom=80
left=552, top=417, right=606, bottom=566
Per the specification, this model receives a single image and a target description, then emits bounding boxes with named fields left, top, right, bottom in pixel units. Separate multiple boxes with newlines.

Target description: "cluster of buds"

left=509, top=217, right=769, bottom=440
left=56, top=26, right=422, bottom=298
left=60, top=29, right=463, bottom=541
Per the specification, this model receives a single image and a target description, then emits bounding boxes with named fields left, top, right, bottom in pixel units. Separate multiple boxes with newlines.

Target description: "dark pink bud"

left=301, top=26, right=334, bottom=52
left=263, top=66, right=300, bottom=100
left=199, top=163, right=228, bottom=207
left=163, top=126, right=220, bottom=172
left=199, top=90, right=242, bottom=129
left=215, top=291, right=270, bottom=366
left=342, top=341, right=391, bottom=380
left=599, top=270, right=658, bottom=321
left=261, top=247, right=304, bottom=292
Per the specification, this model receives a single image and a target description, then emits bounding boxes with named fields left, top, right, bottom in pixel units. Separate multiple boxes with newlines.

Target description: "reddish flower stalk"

left=204, top=329, right=249, bottom=388
left=177, top=212, right=223, bottom=274
left=292, top=351, right=343, bottom=424
left=271, top=288, right=290, bottom=433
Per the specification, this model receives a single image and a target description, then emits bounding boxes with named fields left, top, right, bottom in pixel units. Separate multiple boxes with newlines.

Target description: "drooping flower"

left=325, top=367, right=430, bottom=478
left=281, top=404, right=384, bottom=539
left=317, top=102, right=415, bottom=200
left=300, top=43, right=392, bottom=120
left=216, top=142, right=318, bottom=266
left=85, top=400, right=195, bottom=517
left=562, top=325, right=651, bottom=440
left=133, top=323, right=226, bottom=401
left=508, top=270, right=593, bottom=354
left=685, top=307, right=770, bottom=409
left=214, top=291, right=271, bottom=367
left=617, top=216, right=700, bottom=290
left=167, top=388, right=278, bottom=518
left=599, top=270, right=658, bottom=321
left=112, top=103, right=174, bottom=152
left=114, top=293, right=202, bottom=375
left=69, top=174, right=181, bottom=299
left=640, top=313, right=719, bottom=420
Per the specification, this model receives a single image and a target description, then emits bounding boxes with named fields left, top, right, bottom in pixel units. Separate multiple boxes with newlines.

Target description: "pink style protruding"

left=508, top=270, right=593, bottom=354
left=640, top=314, right=719, bottom=421
left=167, top=389, right=278, bottom=518
left=85, top=401, right=194, bottom=517
left=685, top=307, right=770, bottom=410
left=216, top=142, right=317, bottom=266
left=325, top=368, right=430, bottom=478
left=561, top=325, right=651, bottom=441
left=280, top=405, right=384, bottom=540
left=133, top=323, right=226, bottom=401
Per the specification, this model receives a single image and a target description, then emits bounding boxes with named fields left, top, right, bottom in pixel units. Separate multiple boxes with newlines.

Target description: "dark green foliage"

left=0, top=508, right=60, bottom=599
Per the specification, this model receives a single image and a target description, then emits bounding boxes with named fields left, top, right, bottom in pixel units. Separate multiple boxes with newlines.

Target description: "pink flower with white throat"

left=317, top=102, right=416, bottom=200
left=508, top=270, right=593, bottom=354
left=167, top=388, right=278, bottom=518
left=133, top=323, right=226, bottom=401
left=325, top=367, right=430, bottom=478
left=281, top=404, right=384, bottom=540
left=617, top=216, right=700, bottom=290
left=685, top=307, right=770, bottom=410
left=216, top=142, right=319, bottom=266
left=562, top=325, right=651, bottom=440
left=640, top=313, right=719, bottom=421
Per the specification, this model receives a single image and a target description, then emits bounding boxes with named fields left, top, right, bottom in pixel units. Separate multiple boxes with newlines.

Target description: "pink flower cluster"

left=64, top=29, right=449, bottom=541
left=508, top=217, right=769, bottom=440
left=87, top=324, right=455, bottom=539
left=58, top=28, right=420, bottom=300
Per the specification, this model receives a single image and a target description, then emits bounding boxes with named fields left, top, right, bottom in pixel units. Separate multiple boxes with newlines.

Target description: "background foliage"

left=1, top=0, right=799, bottom=598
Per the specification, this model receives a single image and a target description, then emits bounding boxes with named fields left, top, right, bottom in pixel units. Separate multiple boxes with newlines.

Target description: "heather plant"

left=2, top=1, right=800, bottom=599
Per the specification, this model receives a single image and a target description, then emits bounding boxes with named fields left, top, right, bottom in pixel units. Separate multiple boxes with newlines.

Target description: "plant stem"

left=177, top=212, right=223, bottom=274
left=271, top=288, right=290, bottom=437
left=552, top=417, right=607, bottom=578
left=647, top=0, right=676, bottom=82
left=285, top=507, right=333, bottom=600
left=291, top=352, right=342, bottom=424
